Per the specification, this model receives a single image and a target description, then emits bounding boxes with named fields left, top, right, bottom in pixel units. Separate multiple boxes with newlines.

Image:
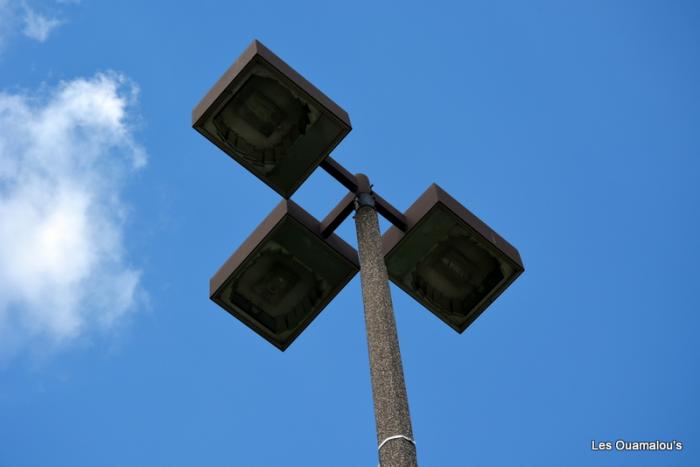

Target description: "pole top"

left=355, top=173, right=371, bottom=193
left=354, top=173, right=375, bottom=211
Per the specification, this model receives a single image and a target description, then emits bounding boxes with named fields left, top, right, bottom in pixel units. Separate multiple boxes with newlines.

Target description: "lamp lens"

left=213, top=75, right=310, bottom=173
left=229, top=248, right=325, bottom=334
left=413, top=235, right=504, bottom=316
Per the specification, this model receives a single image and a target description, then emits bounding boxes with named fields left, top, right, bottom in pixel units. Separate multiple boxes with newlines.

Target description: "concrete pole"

left=353, top=174, right=418, bottom=467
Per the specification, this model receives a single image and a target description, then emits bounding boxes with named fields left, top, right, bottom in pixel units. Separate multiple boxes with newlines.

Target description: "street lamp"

left=192, top=40, right=351, bottom=199
left=210, top=199, right=359, bottom=351
left=383, top=184, right=524, bottom=333
left=193, top=40, right=524, bottom=467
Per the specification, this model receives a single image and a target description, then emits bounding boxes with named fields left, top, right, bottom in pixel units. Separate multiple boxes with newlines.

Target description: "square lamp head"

left=193, top=40, right=352, bottom=198
left=383, top=184, right=524, bottom=333
left=210, top=200, right=359, bottom=350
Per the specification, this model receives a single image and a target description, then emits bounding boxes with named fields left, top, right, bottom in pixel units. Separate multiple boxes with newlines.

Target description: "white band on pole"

left=377, top=434, right=416, bottom=466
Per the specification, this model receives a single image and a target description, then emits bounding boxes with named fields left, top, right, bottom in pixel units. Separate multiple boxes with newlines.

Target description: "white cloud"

left=21, top=4, right=62, bottom=42
left=0, top=1, right=67, bottom=49
left=0, top=72, right=146, bottom=359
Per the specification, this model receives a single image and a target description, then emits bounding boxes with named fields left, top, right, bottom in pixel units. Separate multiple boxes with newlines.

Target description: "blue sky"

left=0, top=1, right=698, bottom=466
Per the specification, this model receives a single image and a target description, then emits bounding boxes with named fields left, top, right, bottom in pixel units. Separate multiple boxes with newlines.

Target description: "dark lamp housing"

left=383, top=184, right=524, bottom=333
left=193, top=40, right=351, bottom=198
left=210, top=200, right=359, bottom=350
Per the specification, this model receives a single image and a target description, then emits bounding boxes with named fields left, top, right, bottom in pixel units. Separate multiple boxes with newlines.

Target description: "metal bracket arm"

left=320, top=157, right=407, bottom=233
left=320, top=192, right=356, bottom=238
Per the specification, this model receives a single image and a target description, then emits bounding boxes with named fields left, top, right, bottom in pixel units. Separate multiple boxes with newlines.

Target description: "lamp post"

left=355, top=174, right=417, bottom=466
left=192, top=40, right=524, bottom=467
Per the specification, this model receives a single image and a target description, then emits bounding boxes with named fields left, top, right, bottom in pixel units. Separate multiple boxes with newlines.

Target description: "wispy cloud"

left=0, top=1, right=68, bottom=50
left=21, top=4, right=62, bottom=42
left=0, top=73, right=146, bottom=360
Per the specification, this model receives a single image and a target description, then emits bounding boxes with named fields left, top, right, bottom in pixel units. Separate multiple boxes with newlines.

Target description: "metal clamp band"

left=377, top=434, right=416, bottom=466
left=355, top=192, right=376, bottom=210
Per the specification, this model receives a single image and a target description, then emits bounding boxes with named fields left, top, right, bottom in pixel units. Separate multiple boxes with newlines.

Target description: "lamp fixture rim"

left=382, top=183, right=524, bottom=333
left=209, top=199, right=360, bottom=350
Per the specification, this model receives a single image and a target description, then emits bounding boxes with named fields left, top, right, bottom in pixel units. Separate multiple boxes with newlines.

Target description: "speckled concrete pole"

left=354, top=174, right=418, bottom=467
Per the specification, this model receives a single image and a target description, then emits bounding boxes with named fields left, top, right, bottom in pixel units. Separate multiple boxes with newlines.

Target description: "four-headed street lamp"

left=193, top=40, right=524, bottom=467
